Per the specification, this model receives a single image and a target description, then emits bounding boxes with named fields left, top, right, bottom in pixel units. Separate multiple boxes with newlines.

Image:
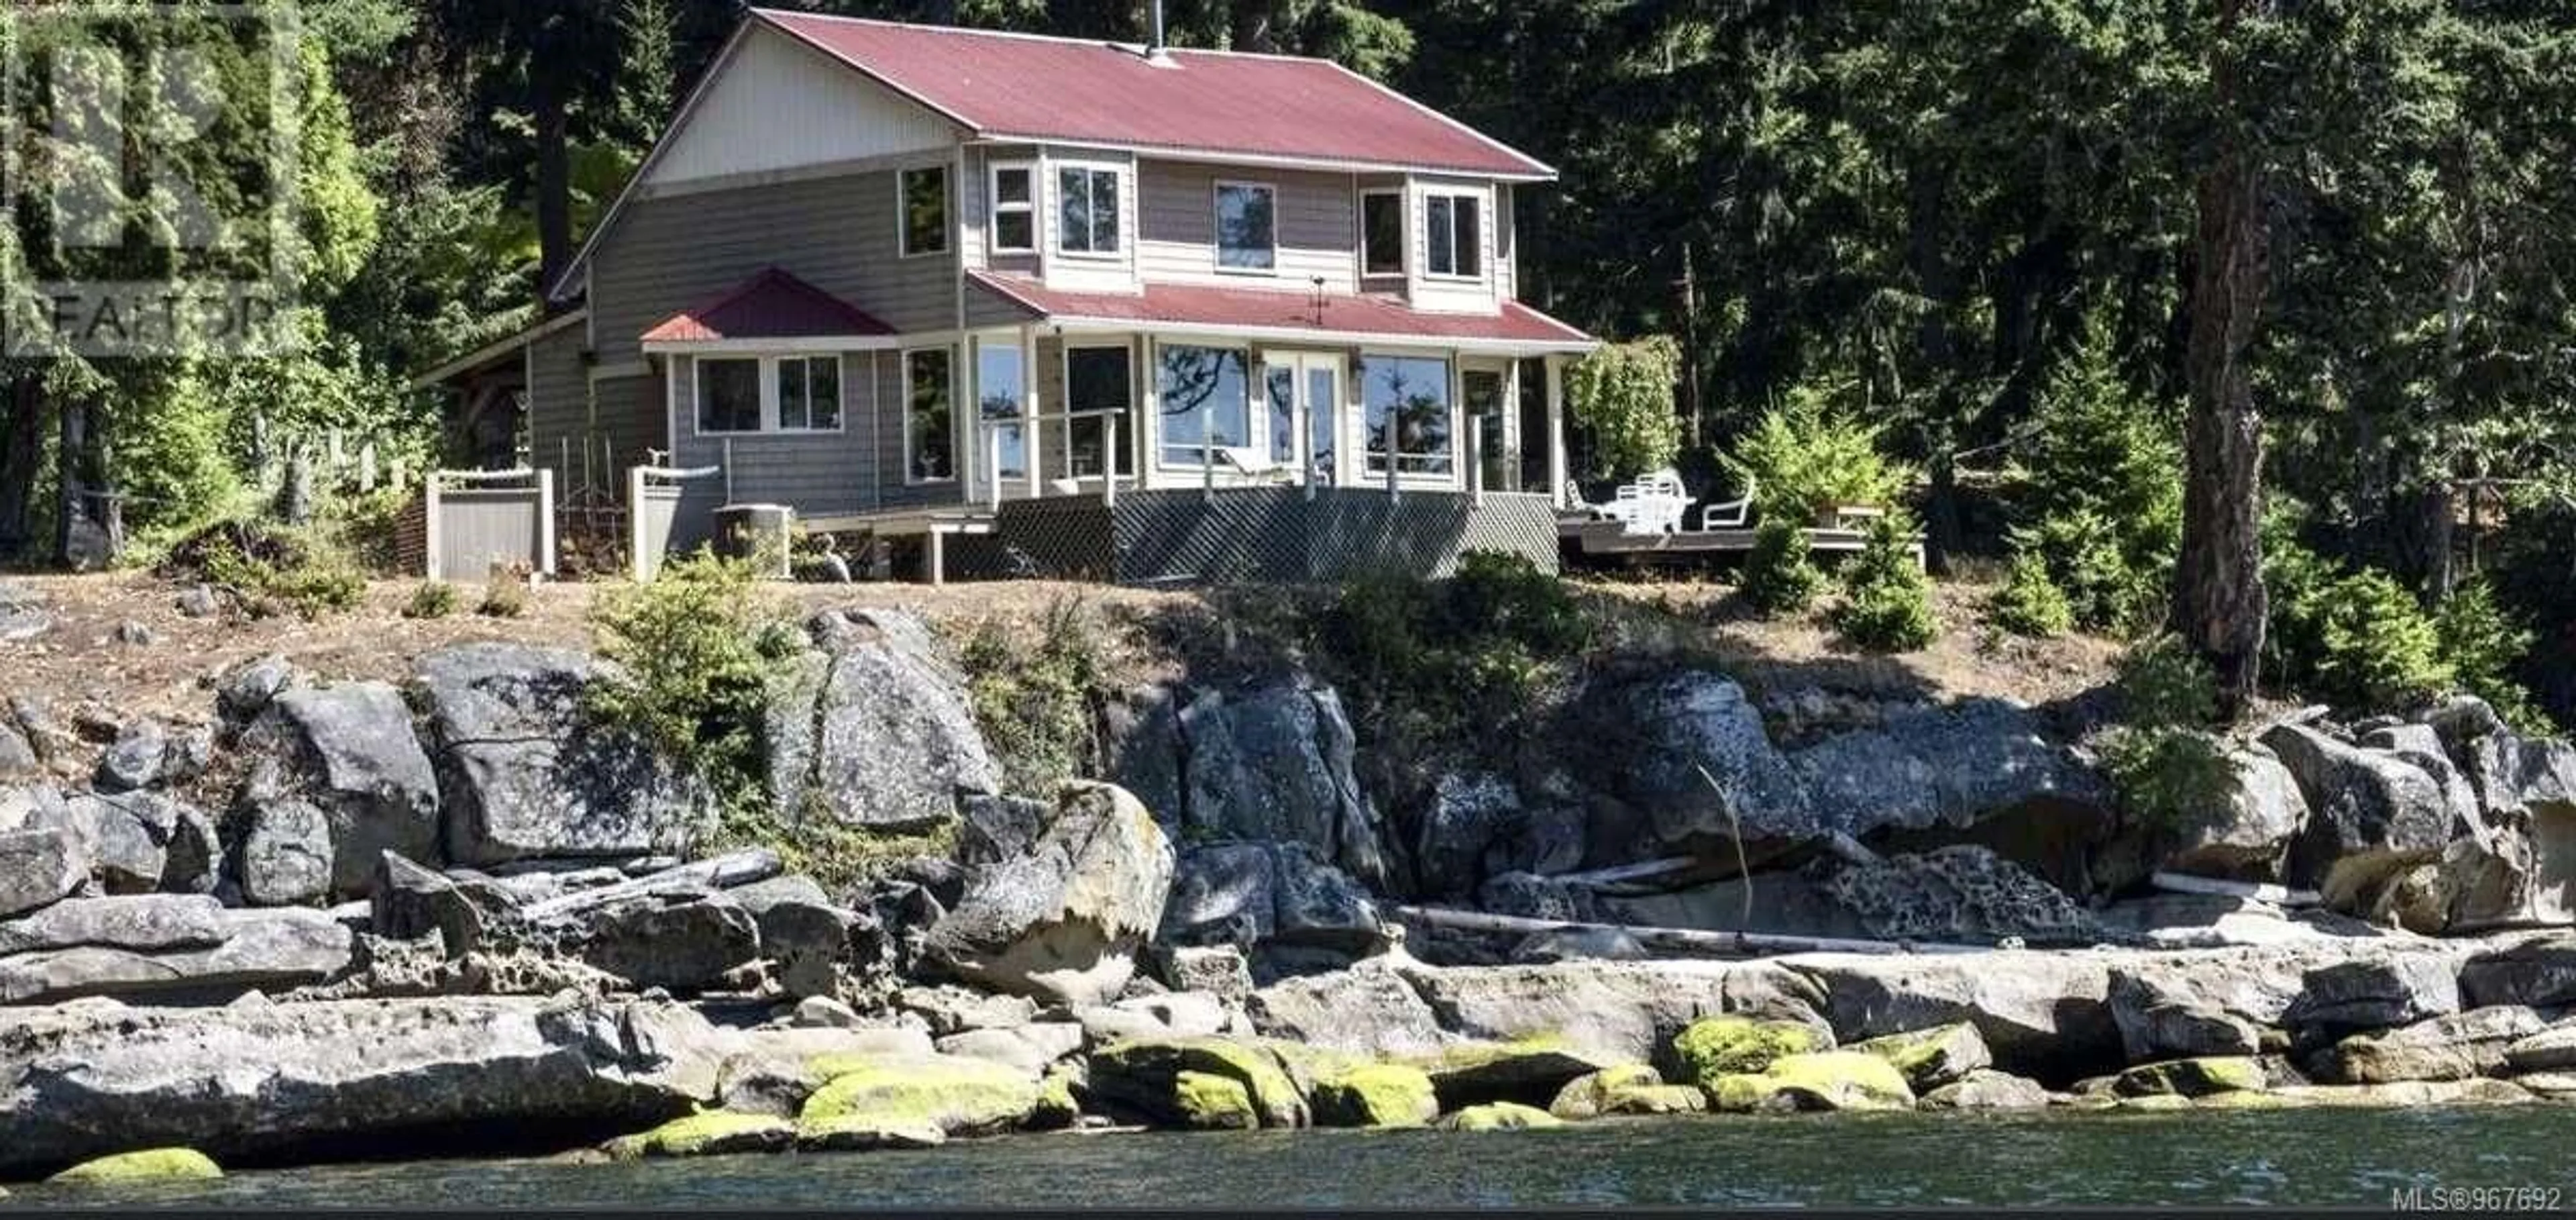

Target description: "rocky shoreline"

left=4, top=591, right=2576, bottom=1185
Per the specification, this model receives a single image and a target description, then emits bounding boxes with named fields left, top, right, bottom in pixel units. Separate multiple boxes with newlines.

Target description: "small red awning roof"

left=967, top=271, right=1595, bottom=352
left=641, top=267, right=894, bottom=343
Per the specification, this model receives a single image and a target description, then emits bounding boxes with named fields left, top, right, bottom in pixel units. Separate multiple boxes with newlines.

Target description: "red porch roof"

left=755, top=11, right=1554, bottom=180
left=641, top=268, right=894, bottom=343
left=967, top=271, right=1595, bottom=350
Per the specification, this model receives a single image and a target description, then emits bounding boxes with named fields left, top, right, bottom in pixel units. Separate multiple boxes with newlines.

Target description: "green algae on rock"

left=1311, top=1064, right=1440, bottom=1128
left=2110, top=1057, right=2267, bottom=1099
left=1851, top=1023, right=1992, bottom=1091
left=1705, top=1052, right=1914, bottom=1113
left=1671, top=1017, right=1829, bottom=1086
left=798, top=1055, right=1040, bottom=1137
left=48, top=1148, right=223, bottom=1184
left=1547, top=1064, right=1704, bottom=1119
left=1088, top=1037, right=1308, bottom=1128
left=1175, top=1070, right=1260, bottom=1129
left=602, top=1111, right=794, bottom=1160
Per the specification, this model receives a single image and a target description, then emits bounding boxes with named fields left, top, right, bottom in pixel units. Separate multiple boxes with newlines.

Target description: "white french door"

left=1258, top=352, right=1346, bottom=487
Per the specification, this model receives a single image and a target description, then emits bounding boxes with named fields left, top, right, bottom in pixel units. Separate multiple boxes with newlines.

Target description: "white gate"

left=425, top=468, right=555, bottom=582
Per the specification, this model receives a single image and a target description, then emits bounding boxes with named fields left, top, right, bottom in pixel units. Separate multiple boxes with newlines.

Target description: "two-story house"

left=420, top=9, right=1597, bottom=583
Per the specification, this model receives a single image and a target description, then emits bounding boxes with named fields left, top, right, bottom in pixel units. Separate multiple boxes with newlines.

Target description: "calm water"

left=8, top=1109, right=2573, bottom=1209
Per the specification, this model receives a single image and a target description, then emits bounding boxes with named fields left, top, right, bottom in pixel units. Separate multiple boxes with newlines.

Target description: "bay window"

left=1157, top=344, right=1251, bottom=469
left=1059, top=166, right=1122, bottom=256
left=1215, top=182, right=1276, bottom=272
left=1425, top=192, right=1483, bottom=278
left=1362, top=354, right=1453, bottom=476
left=904, top=348, right=955, bottom=482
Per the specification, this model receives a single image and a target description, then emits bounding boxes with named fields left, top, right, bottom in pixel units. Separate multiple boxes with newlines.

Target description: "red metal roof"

left=754, top=11, right=1554, bottom=180
left=967, top=270, right=1595, bottom=349
left=640, top=267, right=894, bottom=342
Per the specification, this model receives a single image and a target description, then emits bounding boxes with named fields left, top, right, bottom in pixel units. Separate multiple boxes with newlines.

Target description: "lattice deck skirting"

left=975, top=487, right=1559, bottom=586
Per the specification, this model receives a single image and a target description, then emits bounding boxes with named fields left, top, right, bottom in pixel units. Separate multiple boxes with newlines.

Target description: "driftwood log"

left=1396, top=904, right=1992, bottom=958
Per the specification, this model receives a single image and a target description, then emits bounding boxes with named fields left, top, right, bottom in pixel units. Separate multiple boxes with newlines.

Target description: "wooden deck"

left=1559, top=517, right=1924, bottom=567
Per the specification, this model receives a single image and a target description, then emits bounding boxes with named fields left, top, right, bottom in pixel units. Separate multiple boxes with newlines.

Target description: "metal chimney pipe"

left=1148, top=0, right=1165, bottom=56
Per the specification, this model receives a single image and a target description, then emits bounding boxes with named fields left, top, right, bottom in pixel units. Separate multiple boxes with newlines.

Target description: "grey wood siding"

left=670, top=353, right=875, bottom=539
left=586, top=373, right=666, bottom=494
left=590, top=166, right=961, bottom=368
left=1138, top=160, right=1356, bottom=291
left=876, top=345, right=967, bottom=511
left=525, top=323, right=589, bottom=490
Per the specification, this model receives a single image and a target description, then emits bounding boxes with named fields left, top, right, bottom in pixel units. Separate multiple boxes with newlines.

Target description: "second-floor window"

left=901, top=166, right=949, bottom=257
left=1059, top=166, right=1122, bottom=256
left=990, top=163, right=1034, bottom=254
left=1425, top=192, right=1483, bottom=279
left=1360, top=190, right=1404, bottom=277
left=1215, top=182, right=1275, bottom=272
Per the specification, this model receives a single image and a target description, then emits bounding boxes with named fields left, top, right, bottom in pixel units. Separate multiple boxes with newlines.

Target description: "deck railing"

left=977, top=409, right=1129, bottom=511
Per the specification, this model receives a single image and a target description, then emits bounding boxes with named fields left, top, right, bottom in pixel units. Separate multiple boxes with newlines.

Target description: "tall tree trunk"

left=2175, top=0, right=2271, bottom=715
left=1909, top=164, right=1964, bottom=574
left=1678, top=239, right=1703, bottom=448
left=0, top=375, right=44, bottom=557
left=54, top=401, right=85, bottom=566
left=533, top=74, right=572, bottom=307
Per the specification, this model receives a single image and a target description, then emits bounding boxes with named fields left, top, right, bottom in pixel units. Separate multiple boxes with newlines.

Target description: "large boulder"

left=766, top=610, right=997, bottom=832
left=38, top=792, right=220, bottom=897
left=1594, top=672, right=1809, bottom=858
left=0, top=906, right=352, bottom=1004
left=1787, top=951, right=2117, bottom=1077
left=241, top=682, right=440, bottom=897
left=725, top=875, right=857, bottom=1001
left=237, top=801, right=333, bottom=907
left=1707, top=1051, right=1915, bottom=1113
left=2260, top=723, right=2459, bottom=906
left=2461, top=935, right=2576, bottom=1009
left=1246, top=964, right=1451, bottom=1059
left=0, top=996, right=727, bottom=1175
left=1086, top=1037, right=1308, bottom=1129
left=413, top=645, right=706, bottom=867
left=1812, top=846, right=2104, bottom=947
left=2162, top=749, right=2310, bottom=881
left=1395, top=958, right=1824, bottom=1068
left=0, top=895, right=226, bottom=957
left=1413, top=772, right=1520, bottom=901
left=93, top=720, right=169, bottom=793
left=1788, top=700, right=2109, bottom=852
left=564, top=893, right=762, bottom=993
left=1159, top=840, right=1382, bottom=962
left=2306, top=1006, right=2547, bottom=1084
left=926, top=782, right=1173, bottom=1007
left=795, top=1053, right=1041, bottom=1137
left=1174, top=682, right=1389, bottom=888
left=0, top=826, right=83, bottom=918
left=2108, top=943, right=2469, bottom=1063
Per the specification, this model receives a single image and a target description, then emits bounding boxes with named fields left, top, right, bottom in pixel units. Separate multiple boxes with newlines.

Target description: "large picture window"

left=1362, top=354, right=1453, bottom=476
left=989, top=164, right=1034, bottom=254
left=1360, top=190, right=1404, bottom=277
left=977, top=342, right=1027, bottom=479
left=1425, top=192, right=1482, bottom=278
left=901, top=166, right=949, bottom=257
left=904, top=348, right=955, bottom=482
left=696, top=358, right=762, bottom=434
left=1157, top=345, right=1250, bottom=469
left=1215, top=182, right=1276, bottom=272
left=1059, top=166, right=1122, bottom=256
left=777, top=356, right=841, bottom=432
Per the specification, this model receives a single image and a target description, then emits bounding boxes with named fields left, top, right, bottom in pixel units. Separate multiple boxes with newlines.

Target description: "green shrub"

left=959, top=598, right=1108, bottom=793
left=588, top=552, right=790, bottom=810
left=2312, top=568, right=2451, bottom=713
left=402, top=581, right=459, bottom=619
left=1833, top=513, right=1935, bottom=652
left=201, top=531, right=366, bottom=619
left=2436, top=581, right=2546, bottom=731
left=476, top=572, right=530, bottom=619
left=1721, top=383, right=1913, bottom=525
left=1739, top=517, right=1823, bottom=616
left=1566, top=337, right=1684, bottom=482
left=1438, top=550, right=1593, bottom=655
left=2011, top=326, right=2184, bottom=636
left=2116, top=636, right=2219, bottom=729
left=1313, top=551, right=1594, bottom=744
left=1988, top=551, right=2074, bottom=638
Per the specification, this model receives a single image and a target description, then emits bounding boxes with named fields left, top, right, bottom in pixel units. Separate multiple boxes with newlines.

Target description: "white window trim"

left=1152, top=338, right=1259, bottom=473
left=1054, top=161, right=1126, bottom=262
left=988, top=160, right=1036, bottom=255
left=973, top=336, right=1032, bottom=480
left=1059, top=338, right=1136, bottom=480
left=902, top=346, right=959, bottom=485
left=1358, top=187, right=1406, bottom=279
left=1212, top=179, right=1278, bottom=276
left=898, top=165, right=951, bottom=259
left=1421, top=190, right=1487, bottom=283
left=690, top=353, right=847, bottom=438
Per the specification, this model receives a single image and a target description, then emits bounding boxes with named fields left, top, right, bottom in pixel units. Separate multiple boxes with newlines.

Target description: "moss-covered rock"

left=1440, top=1102, right=1566, bottom=1131
left=1413, top=1035, right=1618, bottom=1109
left=2111, top=1056, right=2266, bottom=1099
left=1919, top=1069, right=2049, bottom=1111
left=48, top=1148, right=223, bottom=1184
left=1030, top=1063, right=1083, bottom=1131
left=1670, top=1017, right=1828, bottom=1087
left=798, top=1054, right=1041, bottom=1137
left=794, top=1117, right=948, bottom=1152
left=1851, top=1023, right=1992, bottom=1091
left=602, top=1111, right=794, bottom=1160
left=1311, top=1064, right=1440, bottom=1128
left=1174, top=1070, right=1260, bottom=1130
left=1089, top=1037, right=1308, bottom=1128
left=1546, top=1064, right=1704, bottom=1119
left=2116, top=1092, right=2197, bottom=1112
left=1705, top=1052, right=1914, bottom=1113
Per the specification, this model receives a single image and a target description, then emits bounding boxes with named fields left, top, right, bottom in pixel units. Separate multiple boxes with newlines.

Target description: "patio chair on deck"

left=1696, top=477, right=1758, bottom=531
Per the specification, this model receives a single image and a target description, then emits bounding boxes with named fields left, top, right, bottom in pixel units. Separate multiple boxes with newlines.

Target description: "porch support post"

left=1022, top=324, right=1041, bottom=499
left=925, top=526, right=946, bottom=587
left=1546, top=356, right=1569, bottom=509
